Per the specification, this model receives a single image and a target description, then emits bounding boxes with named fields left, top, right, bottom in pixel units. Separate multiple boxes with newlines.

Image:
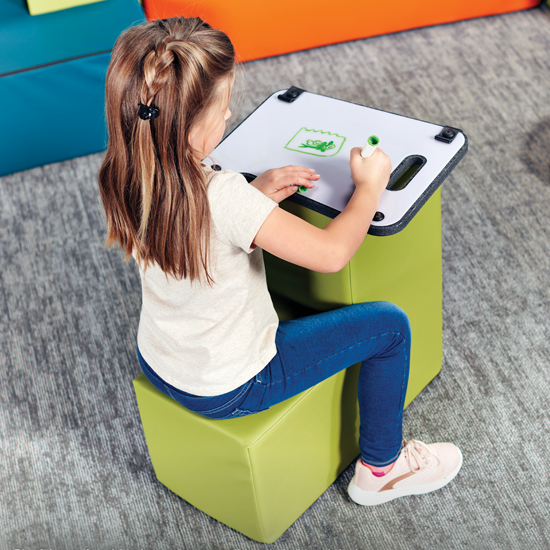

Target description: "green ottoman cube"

left=265, top=187, right=443, bottom=407
left=134, top=359, right=362, bottom=544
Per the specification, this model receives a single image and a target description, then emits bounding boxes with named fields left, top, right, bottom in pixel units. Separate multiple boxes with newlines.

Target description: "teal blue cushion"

left=0, top=0, right=144, bottom=75
left=0, top=0, right=145, bottom=176
left=0, top=53, right=112, bottom=175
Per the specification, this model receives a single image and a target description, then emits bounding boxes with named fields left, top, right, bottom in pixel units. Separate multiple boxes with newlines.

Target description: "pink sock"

left=361, top=460, right=396, bottom=477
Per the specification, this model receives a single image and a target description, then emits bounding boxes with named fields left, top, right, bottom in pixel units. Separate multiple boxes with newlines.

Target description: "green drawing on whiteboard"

left=299, top=139, right=335, bottom=153
left=285, top=128, right=346, bottom=157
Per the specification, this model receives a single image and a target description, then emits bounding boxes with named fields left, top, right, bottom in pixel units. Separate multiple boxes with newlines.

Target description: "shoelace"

left=402, top=439, right=440, bottom=472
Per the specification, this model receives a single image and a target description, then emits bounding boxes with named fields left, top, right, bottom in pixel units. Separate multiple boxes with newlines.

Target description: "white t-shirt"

left=136, top=168, right=279, bottom=396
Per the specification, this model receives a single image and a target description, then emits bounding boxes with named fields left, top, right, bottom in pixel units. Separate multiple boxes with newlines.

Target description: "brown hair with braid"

left=98, top=17, right=235, bottom=283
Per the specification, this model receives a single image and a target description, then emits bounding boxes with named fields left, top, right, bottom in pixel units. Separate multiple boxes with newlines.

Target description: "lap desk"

left=134, top=89, right=467, bottom=543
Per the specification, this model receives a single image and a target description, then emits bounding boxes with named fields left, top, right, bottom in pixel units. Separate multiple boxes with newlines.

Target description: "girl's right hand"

left=349, top=147, right=392, bottom=200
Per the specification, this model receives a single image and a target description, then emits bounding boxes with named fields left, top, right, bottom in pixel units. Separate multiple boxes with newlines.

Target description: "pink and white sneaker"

left=348, top=439, right=463, bottom=506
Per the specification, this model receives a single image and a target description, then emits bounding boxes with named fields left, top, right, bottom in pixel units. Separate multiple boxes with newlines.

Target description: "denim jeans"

left=138, top=301, right=410, bottom=466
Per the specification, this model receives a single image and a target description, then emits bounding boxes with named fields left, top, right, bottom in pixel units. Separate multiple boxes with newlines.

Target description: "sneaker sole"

left=347, top=447, right=463, bottom=506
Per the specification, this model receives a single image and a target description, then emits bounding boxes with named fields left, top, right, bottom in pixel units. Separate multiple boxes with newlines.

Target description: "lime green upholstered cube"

left=134, top=361, right=362, bottom=543
left=26, top=0, right=105, bottom=15
left=265, top=188, right=443, bottom=407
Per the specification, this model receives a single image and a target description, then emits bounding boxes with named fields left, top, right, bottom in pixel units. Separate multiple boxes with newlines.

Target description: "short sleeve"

left=208, top=170, right=278, bottom=252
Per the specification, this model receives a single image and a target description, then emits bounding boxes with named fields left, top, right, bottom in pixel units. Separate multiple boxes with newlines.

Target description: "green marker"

left=298, top=185, right=308, bottom=193
left=361, top=135, right=380, bottom=158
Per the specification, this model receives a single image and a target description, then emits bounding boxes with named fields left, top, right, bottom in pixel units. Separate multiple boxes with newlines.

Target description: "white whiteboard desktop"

left=209, top=88, right=468, bottom=236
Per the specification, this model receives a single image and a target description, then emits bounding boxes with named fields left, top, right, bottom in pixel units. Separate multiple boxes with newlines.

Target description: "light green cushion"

left=134, top=362, right=362, bottom=543
left=26, top=0, right=105, bottom=16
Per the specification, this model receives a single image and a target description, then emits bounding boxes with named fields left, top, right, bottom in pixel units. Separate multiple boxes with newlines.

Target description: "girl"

left=99, top=16, right=462, bottom=507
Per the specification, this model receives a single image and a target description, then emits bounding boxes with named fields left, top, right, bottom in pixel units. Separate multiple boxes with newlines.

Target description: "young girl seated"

left=99, top=16, right=462, bottom=506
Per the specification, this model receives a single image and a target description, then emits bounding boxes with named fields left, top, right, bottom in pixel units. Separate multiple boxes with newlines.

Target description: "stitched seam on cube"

left=0, top=50, right=112, bottom=78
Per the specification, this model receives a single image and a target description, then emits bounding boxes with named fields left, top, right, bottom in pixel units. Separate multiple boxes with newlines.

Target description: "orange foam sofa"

left=143, top=0, right=540, bottom=61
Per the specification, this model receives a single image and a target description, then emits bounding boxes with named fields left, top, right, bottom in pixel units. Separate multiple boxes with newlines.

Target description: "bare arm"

left=253, top=147, right=391, bottom=273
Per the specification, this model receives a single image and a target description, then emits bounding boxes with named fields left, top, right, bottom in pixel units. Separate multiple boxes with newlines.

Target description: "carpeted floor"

left=2, top=5, right=550, bottom=549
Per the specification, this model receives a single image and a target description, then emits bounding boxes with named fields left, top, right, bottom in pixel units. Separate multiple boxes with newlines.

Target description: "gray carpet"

left=2, top=5, right=550, bottom=549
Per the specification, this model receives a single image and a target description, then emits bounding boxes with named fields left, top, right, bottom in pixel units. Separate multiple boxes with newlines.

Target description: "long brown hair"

left=99, top=17, right=235, bottom=283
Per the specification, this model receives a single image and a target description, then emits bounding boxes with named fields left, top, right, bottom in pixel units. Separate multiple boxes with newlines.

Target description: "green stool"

left=134, top=360, right=362, bottom=543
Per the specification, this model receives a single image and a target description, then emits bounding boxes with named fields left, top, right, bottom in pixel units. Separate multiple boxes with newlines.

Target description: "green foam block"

left=134, top=359, right=362, bottom=543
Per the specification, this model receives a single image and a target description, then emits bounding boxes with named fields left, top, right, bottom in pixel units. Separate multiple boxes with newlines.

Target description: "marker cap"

left=361, top=135, right=380, bottom=158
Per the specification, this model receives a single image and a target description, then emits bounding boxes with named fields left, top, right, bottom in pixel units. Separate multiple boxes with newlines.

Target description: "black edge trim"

left=286, top=192, right=341, bottom=219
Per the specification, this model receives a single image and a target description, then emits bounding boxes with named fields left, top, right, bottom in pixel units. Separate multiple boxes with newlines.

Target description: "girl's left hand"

left=250, top=166, right=320, bottom=203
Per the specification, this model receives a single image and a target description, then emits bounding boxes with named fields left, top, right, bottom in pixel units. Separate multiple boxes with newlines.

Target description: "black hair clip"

left=138, top=102, right=160, bottom=121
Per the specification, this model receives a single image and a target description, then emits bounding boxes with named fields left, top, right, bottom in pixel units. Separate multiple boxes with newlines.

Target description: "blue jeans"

left=138, top=301, right=410, bottom=466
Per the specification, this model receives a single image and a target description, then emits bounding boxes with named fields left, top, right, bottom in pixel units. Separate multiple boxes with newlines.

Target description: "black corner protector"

left=277, top=86, right=306, bottom=103
left=435, top=126, right=460, bottom=144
